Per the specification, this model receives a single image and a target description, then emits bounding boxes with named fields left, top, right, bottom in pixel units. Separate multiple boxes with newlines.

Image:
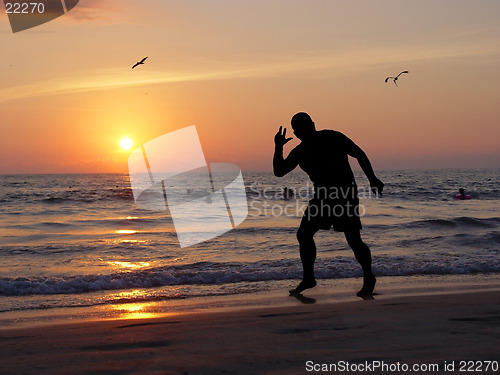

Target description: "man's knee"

left=345, top=230, right=364, bottom=249
left=297, top=226, right=313, bottom=243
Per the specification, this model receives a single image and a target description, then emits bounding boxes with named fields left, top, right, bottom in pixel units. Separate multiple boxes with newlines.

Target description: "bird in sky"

left=385, top=70, right=409, bottom=87
left=132, top=57, right=148, bottom=69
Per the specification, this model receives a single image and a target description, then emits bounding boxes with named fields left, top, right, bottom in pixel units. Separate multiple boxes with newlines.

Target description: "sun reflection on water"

left=103, top=290, right=169, bottom=320
left=107, top=261, right=153, bottom=271
left=114, top=302, right=158, bottom=320
left=115, top=229, right=137, bottom=234
left=114, top=229, right=145, bottom=243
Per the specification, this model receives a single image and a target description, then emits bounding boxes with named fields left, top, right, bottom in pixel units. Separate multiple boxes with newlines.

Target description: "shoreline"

left=1, top=273, right=499, bottom=330
left=1, top=289, right=499, bottom=374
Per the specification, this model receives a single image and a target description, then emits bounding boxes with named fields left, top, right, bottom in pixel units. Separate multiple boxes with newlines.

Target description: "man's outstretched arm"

left=273, top=126, right=299, bottom=177
left=345, top=137, right=384, bottom=195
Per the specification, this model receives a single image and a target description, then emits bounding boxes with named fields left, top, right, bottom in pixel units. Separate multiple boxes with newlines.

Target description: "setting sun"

left=120, top=137, right=133, bottom=150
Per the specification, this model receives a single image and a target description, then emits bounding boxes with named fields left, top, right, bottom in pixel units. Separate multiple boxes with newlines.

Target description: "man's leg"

left=290, top=217, right=320, bottom=294
left=344, top=229, right=376, bottom=296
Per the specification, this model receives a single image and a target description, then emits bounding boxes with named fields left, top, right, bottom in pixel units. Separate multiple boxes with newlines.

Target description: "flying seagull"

left=132, top=57, right=148, bottom=69
left=385, top=70, right=408, bottom=87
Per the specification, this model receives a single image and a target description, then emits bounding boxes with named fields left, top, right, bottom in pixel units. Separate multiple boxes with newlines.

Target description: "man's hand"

left=370, top=177, right=385, bottom=196
left=274, top=126, right=292, bottom=147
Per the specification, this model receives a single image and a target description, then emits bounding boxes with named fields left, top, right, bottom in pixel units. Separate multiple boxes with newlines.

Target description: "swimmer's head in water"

left=291, top=112, right=316, bottom=140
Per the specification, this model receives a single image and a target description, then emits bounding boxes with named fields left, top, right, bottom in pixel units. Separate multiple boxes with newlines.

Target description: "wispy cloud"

left=0, top=67, right=259, bottom=102
left=1, top=42, right=498, bottom=103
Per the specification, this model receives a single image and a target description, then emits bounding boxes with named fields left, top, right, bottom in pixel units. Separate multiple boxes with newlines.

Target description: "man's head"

left=459, top=188, right=465, bottom=195
left=291, top=112, right=316, bottom=140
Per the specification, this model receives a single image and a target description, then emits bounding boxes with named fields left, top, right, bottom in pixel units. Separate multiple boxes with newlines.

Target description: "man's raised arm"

left=273, top=126, right=299, bottom=177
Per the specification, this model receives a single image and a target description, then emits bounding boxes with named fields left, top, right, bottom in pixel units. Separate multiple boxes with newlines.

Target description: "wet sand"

left=1, top=290, right=499, bottom=374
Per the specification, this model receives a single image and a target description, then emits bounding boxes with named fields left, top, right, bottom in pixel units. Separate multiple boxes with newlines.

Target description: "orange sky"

left=1, top=0, right=499, bottom=173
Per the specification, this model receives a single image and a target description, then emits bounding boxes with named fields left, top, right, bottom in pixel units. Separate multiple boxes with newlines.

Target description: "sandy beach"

left=2, top=289, right=499, bottom=375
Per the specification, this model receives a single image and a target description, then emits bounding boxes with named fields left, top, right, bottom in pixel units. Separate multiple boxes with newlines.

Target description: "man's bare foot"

left=357, top=275, right=376, bottom=297
left=289, top=279, right=317, bottom=295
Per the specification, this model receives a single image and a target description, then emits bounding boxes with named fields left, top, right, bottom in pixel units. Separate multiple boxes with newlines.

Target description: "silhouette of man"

left=273, top=112, right=384, bottom=297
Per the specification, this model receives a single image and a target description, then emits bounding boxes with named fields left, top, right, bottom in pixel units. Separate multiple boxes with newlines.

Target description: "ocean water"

left=0, top=169, right=499, bottom=326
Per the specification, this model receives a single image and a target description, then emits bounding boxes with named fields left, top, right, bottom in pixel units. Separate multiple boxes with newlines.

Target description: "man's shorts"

left=302, top=197, right=362, bottom=232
